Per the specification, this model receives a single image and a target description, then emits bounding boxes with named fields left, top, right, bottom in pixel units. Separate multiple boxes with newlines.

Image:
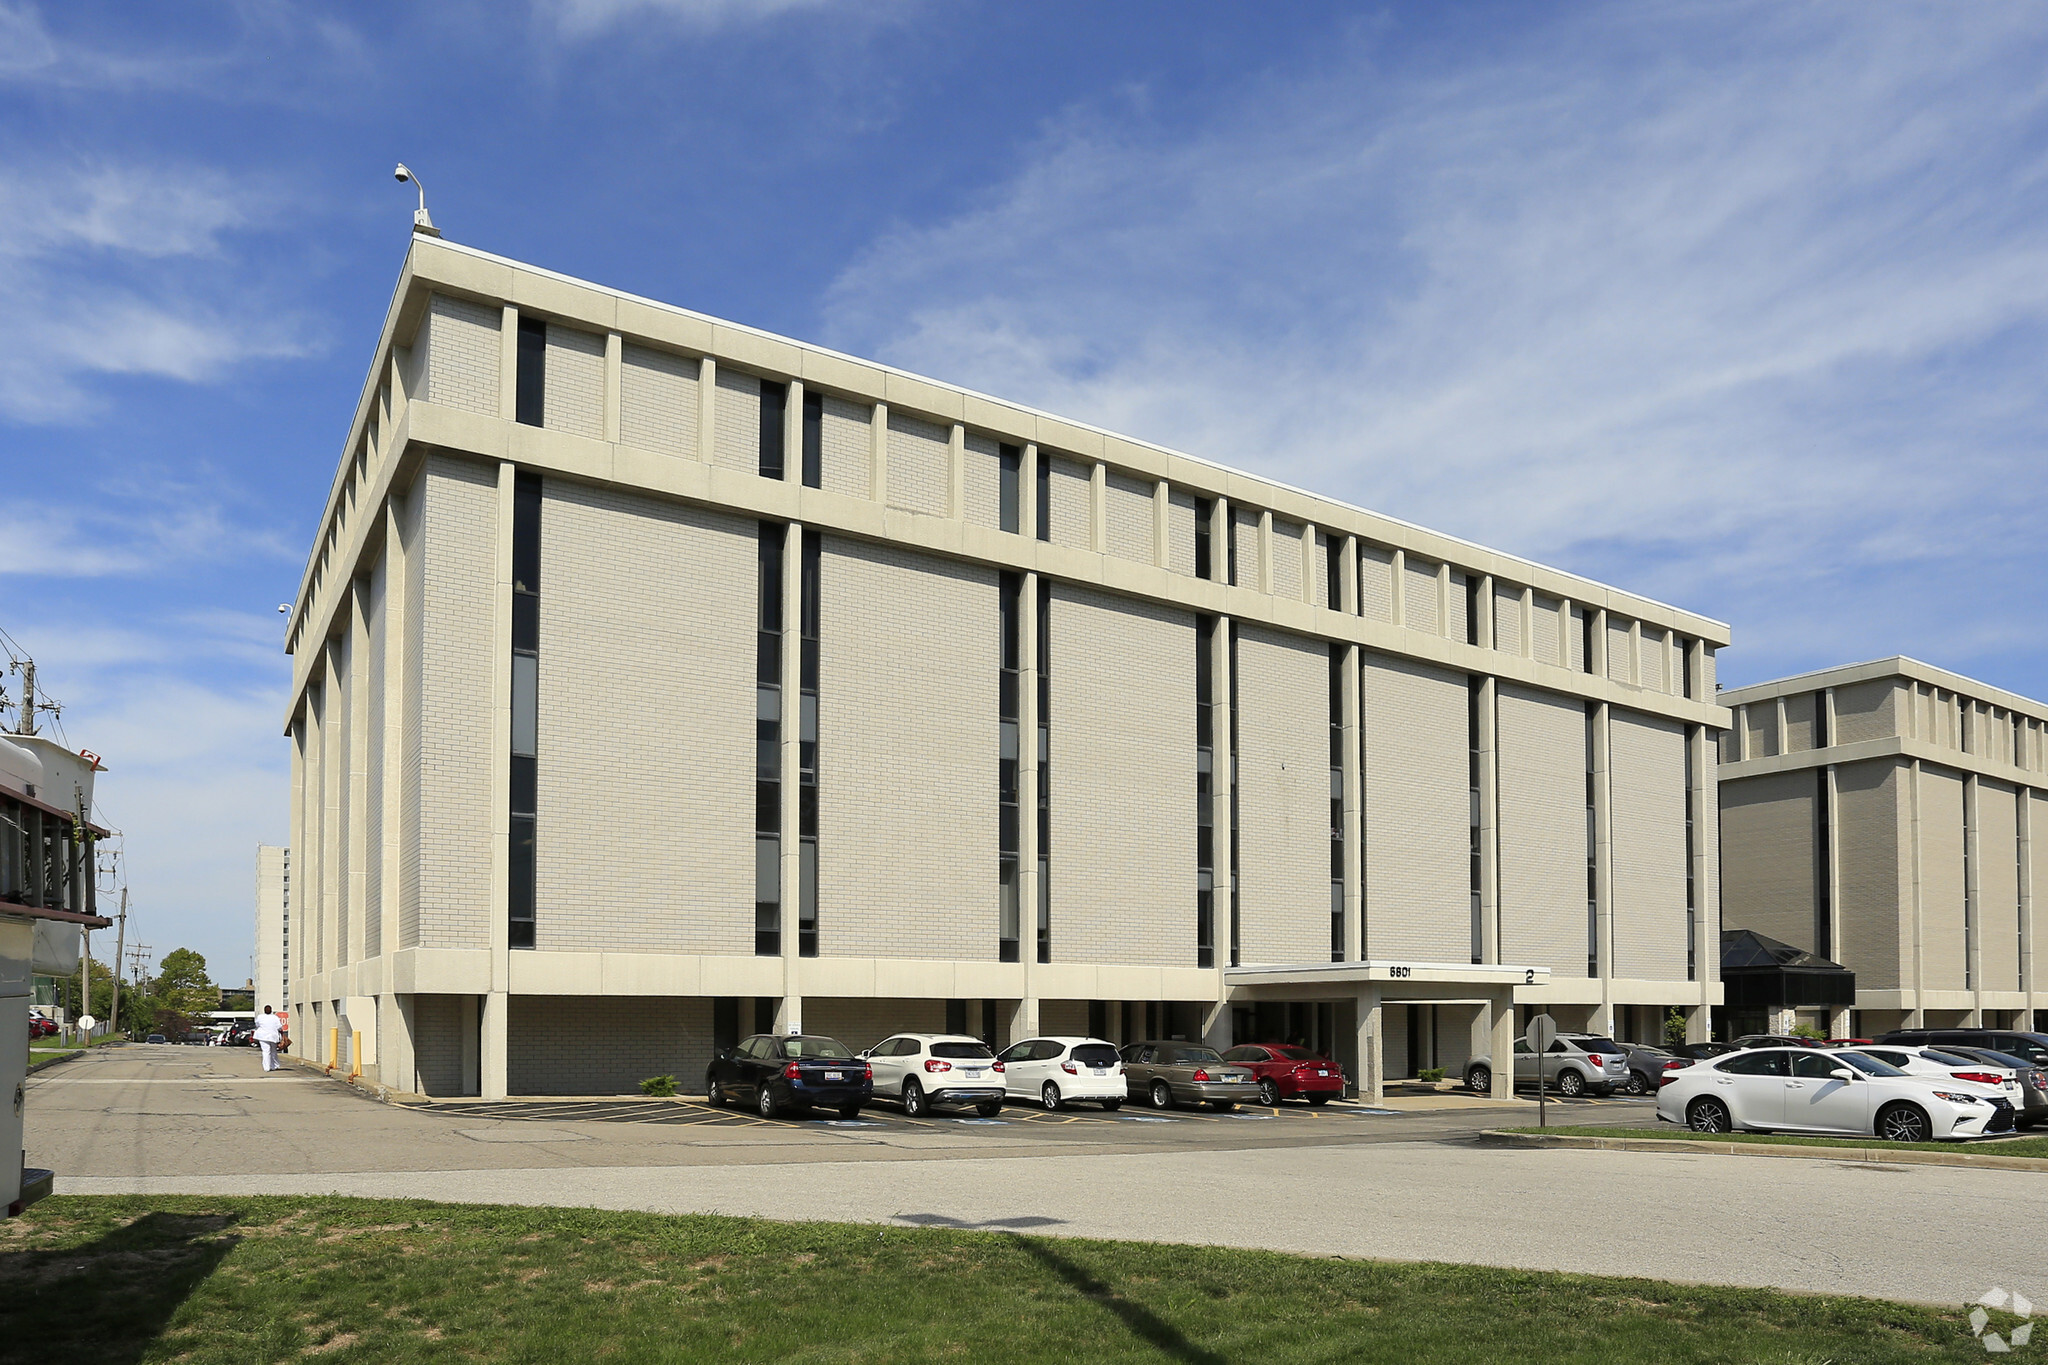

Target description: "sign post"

left=1526, top=1013, right=1557, bottom=1129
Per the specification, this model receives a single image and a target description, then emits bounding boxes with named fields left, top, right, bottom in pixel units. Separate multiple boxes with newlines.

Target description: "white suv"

left=997, top=1036, right=1126, bottom=1111
left=862, top=1033, right=1006, bottom=1117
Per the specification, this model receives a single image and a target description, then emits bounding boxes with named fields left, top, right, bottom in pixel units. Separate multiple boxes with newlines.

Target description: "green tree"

left=155, top=948, right=217, bottom=1018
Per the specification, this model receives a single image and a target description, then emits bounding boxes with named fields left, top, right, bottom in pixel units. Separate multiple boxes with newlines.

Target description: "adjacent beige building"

left=254, top=845, right=289, bottom=1016
left=1719, top=658, right=2048, bottom=1038
left=274, top=232, right=1730, bottom=1101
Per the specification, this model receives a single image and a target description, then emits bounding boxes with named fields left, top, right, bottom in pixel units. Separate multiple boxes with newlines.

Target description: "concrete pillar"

left=1491, top=993, right=1516, bottom=1100
left=481, top=991, right=508, bottom=1100
left=1390, top=549, right=1406, bottom=627
left=603, top=331, right=622, bottom=444
left=784, top=381, right=804, bottom=484
left=696, top=358, right=716, bottom=464
left=1477, top=676, right=1499, bottom=966
left=384, top=993, right=417, bottom=1096
left=1153, top=480, right=1171, bottom=570
left=497, top=305, right=519, bottom=422
left=1341, top=643, right=1364, bottom=963
left=773, top=995, right=803, bottom=1036
left=1256, top=510, right=1273, bottom=594
left=1021, top=569, right=1043, bottom=976
left=1592, top=702, right=1615, bottom=1036
left=1965, top=773, right=1983, bottom=1025
left=1355, top=986, right=1384, bottom=1104
left=1007, top=997, right=1039, bottom=1044
left=458, top=994, right=481, bottom=1097
left=870, top=402, right=889, bottom=504
left=1908, top=759, right=1926, bottom=1026
left=1021, top=444, right=1039, bottom=541
left=780, top=523, right=803, bottom=1005
left=1200, top=998, right=1231, bottom=1050
left=947, top=423, right=966, bottom=519
left=1089, top=462, right=1107, bottom=554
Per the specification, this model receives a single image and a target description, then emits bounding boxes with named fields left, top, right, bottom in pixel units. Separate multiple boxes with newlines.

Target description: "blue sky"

left=4, top=1, right=2047, bottom=982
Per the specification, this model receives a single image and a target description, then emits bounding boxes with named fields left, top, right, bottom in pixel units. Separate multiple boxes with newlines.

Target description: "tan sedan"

left=1119, top=1040, right=1261, bottom=1111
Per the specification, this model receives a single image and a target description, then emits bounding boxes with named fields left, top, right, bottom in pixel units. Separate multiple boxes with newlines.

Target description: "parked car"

left=1220, top=1043, right=1344, bottom=1106
left=998, top=1036, right=1126, bottom=1111
left=145, top=1033, right=167, bottom=1044
left=1823, top=1038, right=1875, bottom=1048
left=28, top=1016, right=58, bottom=1039
left=862, top=1033, right=1006, bottom=1117
left=1937, top=1046, right=2048, bottom=1129
left=1849, top=1045, right=2026, bottom=1110
left=1732, top=1034, right=1825, bottom=1049
left=1620, top=1044, right=1679, bottom=1096
left=1120, top=1041, right=1259, bottom=1110
left=706, top=1033, right=872, bottom=1119
left=1668, top=1041, right=1737, bottom=1061
left=1876, top=1029, right=2048, bottom=1069
left=1657, top=1045, right=2014, bottom=1140
left=1466, top=1033, right=1629, bottom=1097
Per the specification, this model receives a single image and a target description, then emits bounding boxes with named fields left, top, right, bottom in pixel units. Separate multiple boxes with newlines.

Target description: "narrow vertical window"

left=1585, top=703, right=1599, bottom=977
left=759, top=380, right=788, bottom=480
left=1684, top=727, right=1698, bottom=981
left=1465, top=580, right=1482, bottom=647
left=1226, top=509, right=1240, bottom=587
left=1035, top=454, right=1051, bottom=543
left=798, top=532, right=820, bottom=956
left=1194, top=498, right=1213, bottom=581
left=1036, top=577, right=1053, bottom=963
left=755, top=523, right=785, bottom=957
left=999, top=573, right=1023, bottom=963
left=509, top=471, right=541, bottom=949
left=998, top=444, right=1022, bottom=535
left=1815, top=768, right=1833, bottom=961
left=1469, top=678, right=1484, bottom=965
left=1678, top=637, right=1696, bottom=700
left=1228, top=623, right=1241, bottom=967
left=1326, top=535, right=1345, bottom=612
left=801, top=390, right=823, bottom=489
left=1196, top=616, right=1216, bottom=968
left=1580, top=611, right=1596, bottom=675
left=515, top=317, right=546, bottom=427
left=1330, top=647, right=1346, bottom=961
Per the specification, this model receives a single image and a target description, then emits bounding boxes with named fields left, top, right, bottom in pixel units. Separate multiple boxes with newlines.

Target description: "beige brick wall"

left=1360, top=545, right=1394, bottom=621
left=416, top=294, right=500, bottom=416
left=333, top=626, right=352, bottom=965
left=413, top=455, right=499, bottom=951
left=1271, top=519, right=1302, bottom=600
left=1610, top=711, right=1688, bottom=981
left=1039, top=999, right=1091, bottom=1037
left=820, top=396, right=871, bottom=498
left=817, top=539, right=997, bottom=959
left=1403, top=558, right=1439, bottom=634
left=534, top=482, right=756, bottom=954
left=1167, top=490, right=1197, bottom=576
left=545, top=326, right=605, bottom=440
left=619, top=344, right=698, bottom=459
left=1497, top=684, right=1589, bottom=978
left=1232, top=507, right=1259, bottom=587
left=364, top=559, right=385, bottom=960
left=1445, top=570, right=1468, bottom=644
left=1920, top=765, right=1967, bottom=990
left=963, top=432, right=1003, bottom=530
left=1834, top=758, right=1906, bottom=989
left=1312, top=532, right=1332, bottom=608
left=1048, top=456, right=1091, bottom=549
left=1783, top=691, right=1817, bottom=752
left=508, top=995, right=716, bottom=1096
left=1605, top=619, right=1632, bottom=684
left=1979, top=779, right=2022, bottom=992
left=1532, top=595, right=1561, bottom=666
left=1234, top=625, right=1330, bottom=964
left=1719, top=770, right=1818, bottom=953
left=412, top=994, right=467, bottom=1096
left=1106, top=472, right=1154, bottom=565
left=1640, top=628, right=1668, bottom=694
left=1833, top=678, right=1901, bottom=746
left=805, top=997, right=947, bottom=1053
left=887, top=411, right=949, bottom=515
left=1568, top=606, right=1588, bottom=672
left=1743, top=705, right=1776, bottom=759
left=1493, top=584, right=1522, bottom=655
left=713, top=368, right=762, bottom=475
left=399, top=487, right=424, bottom=949
left=1361, top=652, right=1468, bottom=962
left=1049, top=584, right=1197, bottom=965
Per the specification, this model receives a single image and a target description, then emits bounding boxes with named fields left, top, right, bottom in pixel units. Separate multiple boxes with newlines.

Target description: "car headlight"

left=1932, top=1092, right=1983, bottom=1105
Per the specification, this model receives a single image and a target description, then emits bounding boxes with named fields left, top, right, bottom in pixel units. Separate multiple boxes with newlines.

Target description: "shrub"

left=1418, top=1068, right=1445, bottom=1083
left=640, top=1074, right=678, bottom=1097
left=1789, top=1022, right=1826, bottom=1041
left=1664, top=1008, right=1689, bottom=1045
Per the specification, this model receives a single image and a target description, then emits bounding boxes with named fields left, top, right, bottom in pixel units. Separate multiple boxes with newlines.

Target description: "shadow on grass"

left=1014, top=1236, right=1226, bottom=1365
left=0, top=1210, right=241, bottom=1365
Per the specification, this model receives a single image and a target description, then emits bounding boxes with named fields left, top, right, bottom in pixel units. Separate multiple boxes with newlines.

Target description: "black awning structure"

left=1720, top=929, right=1855, bottom=1009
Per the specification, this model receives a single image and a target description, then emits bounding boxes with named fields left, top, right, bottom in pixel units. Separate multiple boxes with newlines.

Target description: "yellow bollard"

left=351, top=1031, right=362, bottom=1079
left=328, top=1027, right=338, bottom=1074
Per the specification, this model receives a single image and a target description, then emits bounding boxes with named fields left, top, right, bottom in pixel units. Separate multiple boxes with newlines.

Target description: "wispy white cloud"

left=0, top=483, right=298, bottom=579
left=822, top=3, right=2048, bottom=683
left=538, top=0, right=853, bottom=37
left=0, top=1, right=369, bottom=97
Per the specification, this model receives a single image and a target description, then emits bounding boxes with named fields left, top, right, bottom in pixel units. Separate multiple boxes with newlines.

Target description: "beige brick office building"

left=275, top=233, right=1730, bottom=1100
left=1719, top=658, right=2048, bottom=1040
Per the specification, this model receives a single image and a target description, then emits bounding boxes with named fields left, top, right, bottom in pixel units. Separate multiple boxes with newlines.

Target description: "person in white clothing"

left=253, top=1006, right=286, bottom=1072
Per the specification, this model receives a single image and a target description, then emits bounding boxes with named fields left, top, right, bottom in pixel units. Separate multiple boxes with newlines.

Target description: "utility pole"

left=110, top=886, right=128, bottom=1035
left=16, top=657, right=35, bottom=735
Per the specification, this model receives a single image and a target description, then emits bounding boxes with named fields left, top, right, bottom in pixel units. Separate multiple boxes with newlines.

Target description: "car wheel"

left=1213, top=1101, right=1237, bottom=1112
left=756, top=1083, right=781, bottom=1120
left=1041, top=1081, right=1063, bottom=1112
left=1307, top=1094, right=1331, bottom=1106
left=838, top=1104, right=861, bottom=1120
left=1625, top=1071, right=1651, bottom=1097
left=1150, top=1080, right=1174, bottom=1110
left=1257, top=1079, right=1280, bottom=1107
left=1101, top=1098, right=1123, bottom=1112
left=1466, top=1065, right=1491, bottom=1095
left=707, top=1077, right=727, bottom=1108
left=1556, top=1069, right=1585, bottom=1098
left=976, top=1101, right=1003, bottom=1118
left=1686, top=1097, right=1732, bottom=1133
left=1877, top=1102, right=1931, bottom=1143
left=902, top=1079, right=927, bottom=1118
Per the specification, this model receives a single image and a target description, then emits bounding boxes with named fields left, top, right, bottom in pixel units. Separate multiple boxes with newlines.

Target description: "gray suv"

left=1466, top=1033, right=1631, bottom=1097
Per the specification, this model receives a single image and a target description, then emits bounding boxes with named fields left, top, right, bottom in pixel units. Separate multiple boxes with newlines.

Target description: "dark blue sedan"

left=706, top=1034, right=872, bottom=1119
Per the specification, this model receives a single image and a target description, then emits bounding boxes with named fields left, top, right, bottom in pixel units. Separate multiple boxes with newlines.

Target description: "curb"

left=27, top=1041, right=124, bottom=1075
left=1478, top=1128, right=2048, bottom=1173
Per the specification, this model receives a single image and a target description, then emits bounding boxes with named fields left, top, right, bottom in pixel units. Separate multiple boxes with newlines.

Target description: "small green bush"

left=1663, top=1008, right=1689, bottom=1045
left=1418, top=1068, right=1445, bottom=1083
left=639, top=1074, right=677, bottom=1097
left=1789, top=1022, right=1826, bottom=1040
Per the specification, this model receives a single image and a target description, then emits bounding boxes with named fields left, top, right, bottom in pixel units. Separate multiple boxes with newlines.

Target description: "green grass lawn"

left=0, top=1195, right=2007, bottom=1363
left=1503, top=1123, right=2048, bottom=1158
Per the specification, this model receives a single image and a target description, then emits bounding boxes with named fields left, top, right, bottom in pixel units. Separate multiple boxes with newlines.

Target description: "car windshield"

left=1168, top=1046, right=1224, bottom=1064
left=1270, top=1046, right=1324, bottom=1060
left=1919, top=1048, right=1980, bottom=1067
left=931, top=1042, right=994, bottom=1060
left=1071, top=1044, right=1120, bottom=1067
left=1835, top=1052, right=1908, bottom=1077
left=781, top=1037, right=854, bottom=1059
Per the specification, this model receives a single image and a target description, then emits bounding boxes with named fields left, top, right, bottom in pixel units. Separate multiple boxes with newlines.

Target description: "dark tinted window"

left=1124, top=1045, right=1153, bottom=1063
left=1920, top=1049, right=1978, bottom=1067
left=1271, top=1046, right=1323, bottom=1060
left=1071, top=1045, right=1119, bottom=1067
left=782, top=1037, right=853, bottom=1059
left=1715, top=1051, right=1790, bottom=1076
left=1222, top=1047, right=1263, bottom=1062
left=1967, top=1049, right=2034, bottom=1069
left=1792, top=1053, right=1848, bottom=1079
left=999, top=1043, right=1031, bottom=1063
left=1863, top=1049, right=1909, bottom=1067
left=1570, top=1038, right=1623, bottom=1054
left=1167, top=1046, right=1224, bottom=1065
left=1031, top=1040, right=1064, bottom=1062
left=1835, top=1052, right=1906, bottom=1077
left=931, top=1041, right=995, bottom=1060
left=516, top=316, right=546, bottom=426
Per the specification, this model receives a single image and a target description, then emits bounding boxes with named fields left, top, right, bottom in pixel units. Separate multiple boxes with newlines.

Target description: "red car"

left=29, top=1016, right=59, bottom=1039
left=1221, top=1044, right=1345, bottom=1105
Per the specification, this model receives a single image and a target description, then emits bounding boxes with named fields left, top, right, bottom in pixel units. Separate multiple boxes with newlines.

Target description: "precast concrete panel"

left=1979, top=779, right=2021, bottom=993
left=1234, top=625, right=1333, bottom=965
left=1718, top=771, right=1818, bottom=954
left=619, top=344, right=699, bottom=459
left=817, top=540, right=998, bottom=960
left=1920, top=766, right=1968, bottom=992
left=535, top=483, right=756, bottom=954
left=1497, top=684, right=1590, bottom=978
left=1610, top=712, right=1688, bottom=981
left=1834, top=759, right=1906, bottom=990
left=1049, top=584, right=1196, bottom=966
left=1361, top=652, right=1468, bottom=962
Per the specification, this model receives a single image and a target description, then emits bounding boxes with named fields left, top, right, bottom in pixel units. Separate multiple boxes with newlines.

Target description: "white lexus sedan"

left=1655, top=1045, right=2014, bottom=1141
left=996, top=1036, right=1126, bottom=1111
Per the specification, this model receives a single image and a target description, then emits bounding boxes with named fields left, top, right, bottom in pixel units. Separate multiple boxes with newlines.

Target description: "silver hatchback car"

left=1466, top=1033, right=1632, bottom=1097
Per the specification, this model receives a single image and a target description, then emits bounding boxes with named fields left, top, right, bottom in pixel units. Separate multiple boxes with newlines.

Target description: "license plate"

left=1316, top=1070, right=1329, bottom=1076
left=1092, top=1068, right=1108, bottom=1076
left=825, top=1071, right=843, bottom=1081
left=964, top=1069, right=984, bottom=1078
